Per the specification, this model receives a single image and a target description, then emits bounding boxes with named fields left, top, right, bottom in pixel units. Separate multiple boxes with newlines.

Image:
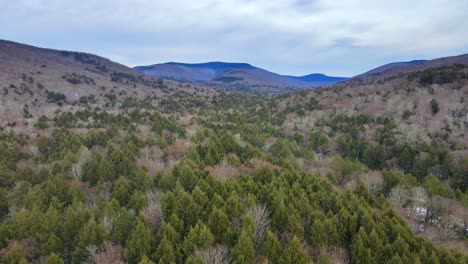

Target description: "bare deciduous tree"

left=244, top=204, right=270, bottom=254
left=425, top=225, right=458, bottom=243
left=328, top=246, right=350, bottom=264
left=101, top=216, right=115, bottom=234
left=453, top=203, right=468, bottom=235
left=139, top=146, right=164, bottom=161
left=427, top=196, right=454, bottom=226
left=142, top=189, right=164, bottom=232
left=86, top=242, right=124, bottom=264
left=194, top=244, right=231, bottom=264
left=389, top=185, right=408, bottom=208
left=359, top=171, right=384, bottom=195
left=72, top=146, right=92, bottom=180
left=409, top=186, right=428, bottom=209
left=137, top=146, right=165, bottom=175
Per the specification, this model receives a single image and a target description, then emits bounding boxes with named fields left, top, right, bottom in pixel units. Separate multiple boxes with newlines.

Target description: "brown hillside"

left=0, top=40, right=213, bottom=131
left=275, top=62, right=468, bottom=158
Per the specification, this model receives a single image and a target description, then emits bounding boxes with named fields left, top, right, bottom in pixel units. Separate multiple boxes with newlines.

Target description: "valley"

left=0, top=40, right=467, bottom=263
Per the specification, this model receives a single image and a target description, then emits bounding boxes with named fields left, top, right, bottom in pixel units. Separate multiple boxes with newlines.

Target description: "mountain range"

left=2, top=39, right=467, bottom=94
left=134, top=62, right=349, bottom=90
left=134, top=54, right=468, bottom=91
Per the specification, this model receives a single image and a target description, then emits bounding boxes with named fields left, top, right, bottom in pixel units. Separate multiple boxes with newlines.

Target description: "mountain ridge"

left=134, top=61, right=349, bottom=89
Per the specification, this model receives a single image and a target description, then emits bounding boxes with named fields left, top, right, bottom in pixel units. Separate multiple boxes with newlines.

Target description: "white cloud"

left=1, top=0, right=467, bottom=76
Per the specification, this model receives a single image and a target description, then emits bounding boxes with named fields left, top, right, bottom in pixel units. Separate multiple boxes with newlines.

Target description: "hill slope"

left=272, top=55, right=468, bottom=251
left=352, top=54, right=468, bottom=83
left=276, top=54, right=468, bottom=155
left=356, top=60, right=427, bottom=77
left=0, top=40, right=212, bottom=129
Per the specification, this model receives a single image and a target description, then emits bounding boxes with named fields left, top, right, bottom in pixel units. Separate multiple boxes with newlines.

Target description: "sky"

left=1, top=0, right=468, bottom=77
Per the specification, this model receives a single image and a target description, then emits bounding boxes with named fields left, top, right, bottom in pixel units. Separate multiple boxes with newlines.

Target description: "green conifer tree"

left=279, top=236, right=312, bottom=264
left=126, top=218, right=153, bottom=264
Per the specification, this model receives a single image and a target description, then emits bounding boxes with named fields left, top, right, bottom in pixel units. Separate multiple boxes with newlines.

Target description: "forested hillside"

left=1, top=41, right=468, bottom=264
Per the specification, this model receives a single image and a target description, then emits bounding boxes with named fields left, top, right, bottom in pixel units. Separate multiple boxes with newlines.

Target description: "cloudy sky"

left=1, top=0, right=468, bottom=76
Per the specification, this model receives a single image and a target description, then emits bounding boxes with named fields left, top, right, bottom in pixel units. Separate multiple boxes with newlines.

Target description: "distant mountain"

left=134, top=62, right=348, bottom=91
left=134, top=62, right=255, bottom=83
left=287, top=73, right=349, bottom=83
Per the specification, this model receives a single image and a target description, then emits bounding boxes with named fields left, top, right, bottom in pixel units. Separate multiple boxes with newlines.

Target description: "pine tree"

left=317, top=252, right=332, bottom=264
left=155, top=236, right=177, bottom=264
left=112, top=207, right=136, bottom=245
left=2, top=243, right=29, bottom=264
left=279, top=236, right=312, bottom=264
left=113, top=178, right=131, bottom=206
left=175, top=191, right=198, bottom=229
left=109, top=148, right=135, bottom=177
left=191, top=186, right=208, bottom=219
left=399, top=146, right=414, bottom=173
left=159, top=222, right=181, bottom=245
left=185, top=255, right=205, bottom=264
left=351, top=227, right=372, bottom=264
left=368, top=228, right=383, bottom=261
left=126, top=218, right=153, bottom=264
left=42, top=233, right=63, bottom=255
left=287, top=212, right=304, bottom=237
left=232, top=230, right=255, bottom=264
left=177, top=164, right=199, bottom=191
left=309, top=220, right=326, bottom=247
left=260, top=230, right=282, bottom=263
left=73, top=218, right=107, bottom=262
left=139, top=255, right=156, bottom=264
left=45, top=253, right=64, bottom=264
left=63, top=206, right=85, bottom=262
left=226, top=193, right=242, bottom=218
left=82, top=152, right=101, bottom=185
left=207, top=208, right=234, bottom=243
left=97, top=157, right=115, bottom=182
left=182, top=221, right=214, bottom=257
left=391, top=235, right=410, bottom=258
left=79, top=218, right=107, bottom=246
left=129, top=190, right=147, bottom=212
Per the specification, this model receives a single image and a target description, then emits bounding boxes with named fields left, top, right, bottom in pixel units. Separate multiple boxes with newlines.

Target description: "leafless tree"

left=427, top=196, right=455, bottom=226
left=388, top=185, right=408, bottom=208
left=139, top=146, right=164, bottom=161
left=86, top=242, right=124, bottom=264
left=194, top=244, right=231, bottom=264
left=101, top=215, right=115, bottom=234
left=244, top=204, right=270, bottom=254
left=72, top=146, right=92, bottom=180
left=328, top=247, right=350, bottom=264
left=137, top=146, right=164, bottom=175
left=453, top=203, right=468, bottom=235
left=359, top=171, right=383, bottom=195
left=409, top=186, right=428, bottom=209
left=425, top=225, right=458, bottom=243
left=141, top=189, right=164, bottom=232
left=85, top=188, right=101, bottom=210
